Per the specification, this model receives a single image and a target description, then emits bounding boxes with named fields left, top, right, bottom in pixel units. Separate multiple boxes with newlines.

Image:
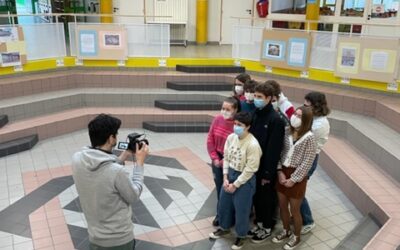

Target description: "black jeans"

left=253, top=177, right=277, bottom=229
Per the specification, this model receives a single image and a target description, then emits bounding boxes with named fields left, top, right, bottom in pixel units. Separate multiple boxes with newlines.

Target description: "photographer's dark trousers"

left=90, top=239, right=136, bottom=250
left=254, top=177, right=277, bottom=229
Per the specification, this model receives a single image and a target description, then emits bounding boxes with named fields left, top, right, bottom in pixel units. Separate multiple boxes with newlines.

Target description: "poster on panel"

left=0, top=52, right=21, bottom=67
left=260, top=29, right=312, bottom=71
left=336, top=42, right=360, bottom=75
left=99, top=31, right=123, bottom=49
left=79, top=30, right=98, bottom=56
left=0, top=27, right=19, bottom=43
left=288, top=38, right=308, bottom=67
left=362, top=49, right=397, bottom=73
left=262, top=40, right=286, bottom=61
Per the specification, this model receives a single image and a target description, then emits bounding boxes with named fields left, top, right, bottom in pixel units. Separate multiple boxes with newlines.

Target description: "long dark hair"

left=290, top=106, right=313, bottom=139
left=305, top=91, right=330, bottom=116
left=224, top=96, right=241, bottom=113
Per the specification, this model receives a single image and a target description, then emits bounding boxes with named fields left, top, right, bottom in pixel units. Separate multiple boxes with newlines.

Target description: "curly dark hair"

left=255, top=82, right=274, bottom=98
left=243, top=80, right=258, bottom=92
left=235, top=73, right=251, bottom=84
left=304, top=91, right=331, bottom=116
left=267, top=80, right=281, bottom=98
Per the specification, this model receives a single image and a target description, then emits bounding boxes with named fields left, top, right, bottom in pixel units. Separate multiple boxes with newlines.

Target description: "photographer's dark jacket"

left=72, top=147, right=144, bottom=247
left=250, top=103, right=285, bottom=181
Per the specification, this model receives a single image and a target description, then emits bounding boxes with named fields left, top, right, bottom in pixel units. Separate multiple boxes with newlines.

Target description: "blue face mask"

left=254, top=98, right=266, bottom=109
left=234, top=125, right=245, bottom=137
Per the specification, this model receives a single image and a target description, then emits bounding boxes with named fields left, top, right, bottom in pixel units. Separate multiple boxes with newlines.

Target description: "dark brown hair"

left=224, top=96, right=241, bottom=113
left=255, top=82, right=274, bottom=98
left=304, top=91, right=330, bottom=116
left=291, top=106, right=313, bottom=139
left=234, top=112, right=253, bottom=126
left=267, top=80, right=281, bottom=98
left=235, top=73, right=251, bottom=84
left=243, top=80, right=258, bottom=92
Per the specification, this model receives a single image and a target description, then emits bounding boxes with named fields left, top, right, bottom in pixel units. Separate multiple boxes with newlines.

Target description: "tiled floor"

left=0, top=129, right=363, bottom=250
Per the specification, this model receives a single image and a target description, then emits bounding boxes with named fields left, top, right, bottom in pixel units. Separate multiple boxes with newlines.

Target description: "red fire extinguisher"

left=257, top=0, right=268, bottom=18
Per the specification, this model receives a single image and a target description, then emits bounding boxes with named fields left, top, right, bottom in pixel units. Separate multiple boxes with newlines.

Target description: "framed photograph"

left=1, top=52, right=21, bottom=67
left=263, top=40, right=286, bottom=61
left=0, top=27, right=19, bottom=43
left=100, top=31, right=122, bottom=49
left=341, top=48, right=356, bottom=67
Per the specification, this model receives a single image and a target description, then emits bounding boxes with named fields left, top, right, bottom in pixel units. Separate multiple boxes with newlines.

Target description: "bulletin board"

left=335, top=36, right=399, bottom=83
left=0, top=26, right=27, bottom=67
left=260, top=29, right=312, bottom=71
left=76, top=25, right=128, bottom=60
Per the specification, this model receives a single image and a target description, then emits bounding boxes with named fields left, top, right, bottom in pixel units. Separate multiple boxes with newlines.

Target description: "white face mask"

left=290, top=115, right=302, bottom=128
left=221, top=110, right=232, bottom=120
left=235, top=85, right=244, bottom=95
left=272, top=101, right=279, bottom=110
left=244, top=92, right=254, bottom=101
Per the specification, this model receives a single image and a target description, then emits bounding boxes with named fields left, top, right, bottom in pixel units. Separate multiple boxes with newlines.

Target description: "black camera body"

left=117, top=133, right=149, bottom=153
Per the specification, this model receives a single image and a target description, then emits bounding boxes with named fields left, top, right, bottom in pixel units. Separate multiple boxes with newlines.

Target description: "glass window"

left=320, top=0, right=336, bottom=16
left=371, top=0, right=399, bottom=18
left=271, top=0, right=307, bottom=15
left=341, top=0, right=365, bottom=16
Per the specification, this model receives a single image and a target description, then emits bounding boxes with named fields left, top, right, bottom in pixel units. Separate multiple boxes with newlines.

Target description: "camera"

left=117, top=133, right=149, bottom=153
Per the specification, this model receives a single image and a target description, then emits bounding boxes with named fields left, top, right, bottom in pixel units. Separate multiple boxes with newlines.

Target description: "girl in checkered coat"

left=271, top=106, right=317, bottom=250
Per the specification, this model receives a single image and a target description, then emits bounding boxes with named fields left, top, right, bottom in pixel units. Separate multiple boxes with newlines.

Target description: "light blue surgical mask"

left=254, top=98, right=266, bottom=109
left=234, top=125, right=245, bottom=137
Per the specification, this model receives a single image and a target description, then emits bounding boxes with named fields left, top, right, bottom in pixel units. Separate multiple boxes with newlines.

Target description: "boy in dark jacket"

left=249, top=82, right=285, bottom=244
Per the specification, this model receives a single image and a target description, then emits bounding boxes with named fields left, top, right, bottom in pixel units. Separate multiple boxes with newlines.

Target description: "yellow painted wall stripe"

left=0, top=57, right=398, bottom=94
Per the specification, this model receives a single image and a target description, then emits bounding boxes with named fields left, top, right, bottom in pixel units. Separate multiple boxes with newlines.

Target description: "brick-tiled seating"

left=166, top=81, right=232, bottom=91
left=0, top=134, right=38, bottom=157
left=0, top=114, right=8, bottom=128
left=176, top=65, right=245, bottom=73
left=320, top=137, right=400, bottom=249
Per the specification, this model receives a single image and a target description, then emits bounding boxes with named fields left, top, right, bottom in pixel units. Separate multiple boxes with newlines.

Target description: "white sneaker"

left=283, top=235, right=300, bottom=250
left=301, top=223, right=315, bottom=235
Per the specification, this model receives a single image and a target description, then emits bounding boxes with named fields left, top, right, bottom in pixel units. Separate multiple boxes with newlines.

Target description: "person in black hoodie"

left=248, top=81, right=285, bottom=244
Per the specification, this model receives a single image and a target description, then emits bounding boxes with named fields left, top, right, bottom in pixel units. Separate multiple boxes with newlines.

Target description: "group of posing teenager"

left=206, top=73, right=331, bottom=250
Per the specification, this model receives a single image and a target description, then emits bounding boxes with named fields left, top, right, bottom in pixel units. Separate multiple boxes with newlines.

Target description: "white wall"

left=113, top=0, right=221, bottom=42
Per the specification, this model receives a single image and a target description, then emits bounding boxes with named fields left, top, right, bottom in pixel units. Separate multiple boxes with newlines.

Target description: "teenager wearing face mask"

left=248, top=82, right=285, bottom=244
left=207, top=96, right=240, bottom=227
left=272, top=106, right=316, bottom=250
left=240, top=79, right=258, bottom=113
left=209, top=112, right=262, bottom=250
left=269, top=80, right=295, bottom=119
left=233, top=73, right=251, bottom=101
left=300, top=92, right=330, bottom=235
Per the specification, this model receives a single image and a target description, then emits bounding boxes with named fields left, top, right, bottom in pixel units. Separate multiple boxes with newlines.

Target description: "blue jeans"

left=300, top=154, right=319, bottom=226
left=212, top=163, right=224, bottom=221
left=218, top=168, right=256, bottom=238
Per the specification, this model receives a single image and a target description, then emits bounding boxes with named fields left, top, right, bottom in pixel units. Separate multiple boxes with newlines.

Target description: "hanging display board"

left=335, top=36, right=399, bottom=83
left=260, top=29, right=312, bottom=71
left=76, top=25, right=128, bottom=60
left=0, top=26, right=27, bottom=67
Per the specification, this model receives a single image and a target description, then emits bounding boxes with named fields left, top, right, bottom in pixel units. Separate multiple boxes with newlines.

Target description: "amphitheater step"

left=166, top=81, right=232, bottom=91
left=0, top=134, right=38, bottom=157
left=154, top=100, right=222, bottom=110
left=0, top=115, right=8, bottom=128
left=176, top=65, right=245, bottom=73
left=335, top=214, right=381, bottom=250
left=143, top=121, right=210, bottom=133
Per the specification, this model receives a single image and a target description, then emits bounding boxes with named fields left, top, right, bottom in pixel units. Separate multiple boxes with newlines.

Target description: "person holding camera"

left=72, top=114, right=149, bottom=250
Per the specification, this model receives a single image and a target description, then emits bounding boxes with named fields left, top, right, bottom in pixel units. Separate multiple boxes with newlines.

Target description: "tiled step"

left=0, top=134, right=38, bottom=157
left=336, top=214, right=381, bottom=250
left=143, top=121, right=211, bottom=133
left=176, top=65, right=245, bottom=73
left=154, top=100, right=222, bottom=110
left=0, top=107, right=216, bottom=143
left=0, top=115, right=8, bottom=128
left=166, top=81, right=232, bottom=91
left=320, top=136, right=400, bottom=249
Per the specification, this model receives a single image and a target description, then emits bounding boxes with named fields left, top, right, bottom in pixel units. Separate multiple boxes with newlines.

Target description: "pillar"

left=305, top=0, right=320, bottom=30
left=100, top=0, right=113, bottom=23
left=196, top=0, right=208, bottom=45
